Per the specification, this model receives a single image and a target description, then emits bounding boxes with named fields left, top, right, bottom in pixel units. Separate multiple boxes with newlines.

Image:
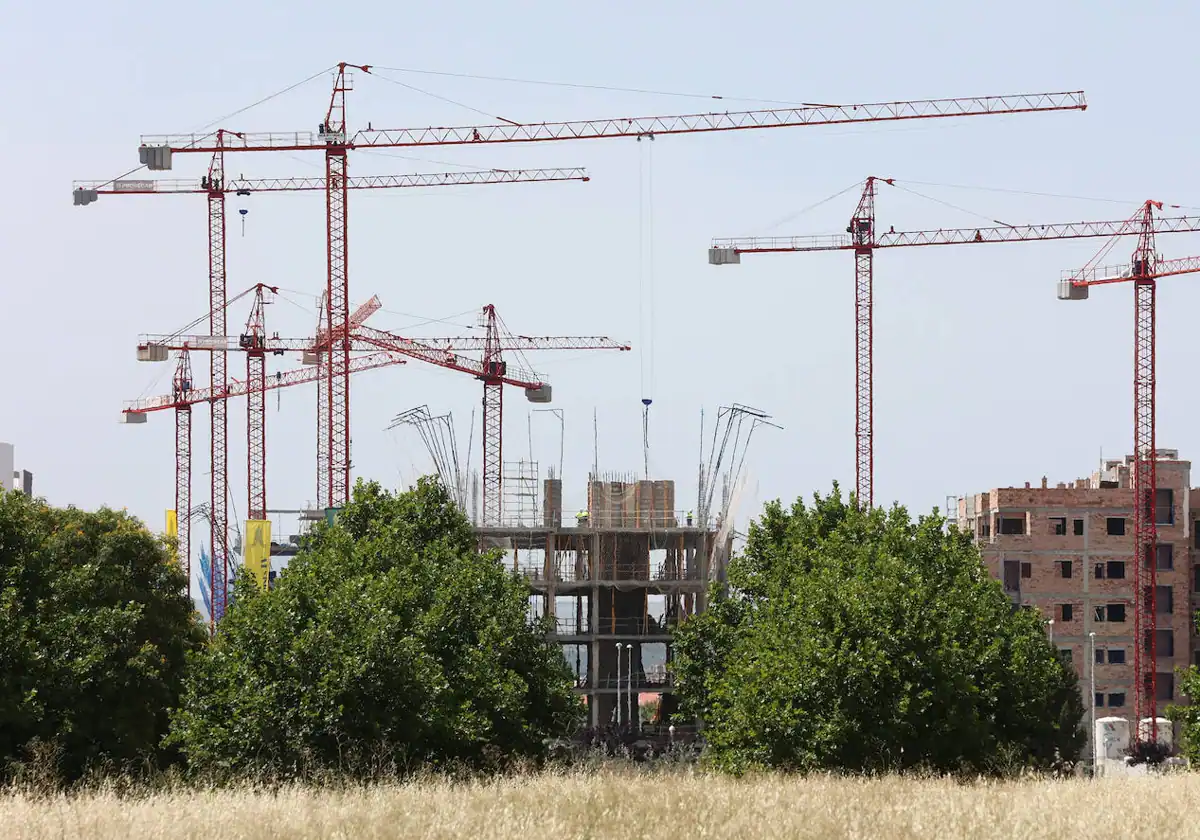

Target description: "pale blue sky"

left=4, top=1, right=1200, bottom=562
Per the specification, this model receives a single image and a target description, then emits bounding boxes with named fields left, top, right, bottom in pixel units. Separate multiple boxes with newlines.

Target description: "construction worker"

left=686, top=510, right=693, bottom=526
left=576, top=510, right=589, bottom=528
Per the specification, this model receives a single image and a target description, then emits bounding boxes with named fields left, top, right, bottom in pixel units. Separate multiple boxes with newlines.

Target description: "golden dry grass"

left=5, top=769, right=1200, bottom=840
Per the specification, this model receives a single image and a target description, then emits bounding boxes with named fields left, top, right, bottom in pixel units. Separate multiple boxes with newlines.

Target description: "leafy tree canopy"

left=1167, top=627, right=1200, bottom=763
left=672, top=486, right=1084, bottom=775
left=167, top=478, right=581, bottom=779
left=0, top=490, right=202, bottom=782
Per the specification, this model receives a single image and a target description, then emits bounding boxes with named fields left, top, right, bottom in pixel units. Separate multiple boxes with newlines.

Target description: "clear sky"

left=4, top=1, right=1200, bottom=568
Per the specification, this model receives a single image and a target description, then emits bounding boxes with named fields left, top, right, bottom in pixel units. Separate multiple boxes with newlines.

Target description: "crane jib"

left=711, top=216, right=1200, bottom=254
left=138, top=91, right=1087, bottom=154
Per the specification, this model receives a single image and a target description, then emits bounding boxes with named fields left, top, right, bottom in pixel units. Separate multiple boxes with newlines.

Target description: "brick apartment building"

left=955, top=449, right=1196, bottom=734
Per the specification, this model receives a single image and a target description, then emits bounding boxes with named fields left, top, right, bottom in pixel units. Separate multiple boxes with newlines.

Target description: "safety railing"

left=551, top=616, right=682, bottom=636
left=520, top=561, right=705, bottom=583
left=589, top=673, right=674, bottom=690
left=592, top=617, right=676, bottom=635
left=553, top=616, right=594, bottom=635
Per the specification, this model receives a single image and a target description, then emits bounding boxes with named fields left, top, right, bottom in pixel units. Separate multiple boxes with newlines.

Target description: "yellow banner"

left=244, top=519, right=271, bottom=593
left=166, top=510, right=179, bottom=561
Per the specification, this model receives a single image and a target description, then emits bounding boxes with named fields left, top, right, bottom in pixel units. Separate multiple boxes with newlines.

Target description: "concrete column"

left=546, top=530, right=557, bottom=627
left=589, top=529, right=601, bottom=728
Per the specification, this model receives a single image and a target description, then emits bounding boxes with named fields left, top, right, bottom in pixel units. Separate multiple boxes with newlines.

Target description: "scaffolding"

left=501, top=460, right=540, bottom=527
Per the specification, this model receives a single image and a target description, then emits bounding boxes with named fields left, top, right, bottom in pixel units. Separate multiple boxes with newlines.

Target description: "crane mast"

left=323, top=65, right=356, bottom=510
left=849, top=178, right=890, bottom=508
left=315, top=294, right=330, bottom=511
left=172, top=349, right=194, bottom=601
left=481, top=306, right=505, bottom=527
left=205, top=139, right=229, bottom=627
left=243, top=285, right=274, bottom=522
left=1130, top=205, right=1159, bottom=738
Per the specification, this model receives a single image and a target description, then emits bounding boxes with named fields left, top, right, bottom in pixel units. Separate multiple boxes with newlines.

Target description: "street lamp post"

left=626, top=643, right=635, bottom=732
left=615, top=642, right=623, bottom=728
left=1089, top=631, right=1098, bottom=776
left=1048, top=618, right=1055, bottom=644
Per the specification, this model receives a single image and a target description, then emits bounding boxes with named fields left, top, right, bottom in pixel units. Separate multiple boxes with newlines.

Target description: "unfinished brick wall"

left=960, top=454, right=1196, bottom=722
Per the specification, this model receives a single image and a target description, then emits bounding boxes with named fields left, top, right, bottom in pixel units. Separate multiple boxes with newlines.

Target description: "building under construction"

left=476, top=474, right=733, bottom=729
left=953, top=448, right=1198, bottom=758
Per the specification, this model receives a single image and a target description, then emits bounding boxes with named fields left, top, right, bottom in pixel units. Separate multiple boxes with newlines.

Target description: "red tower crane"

left=123, top=346, right=405, bottom=626
left=355, top=305, right=631, bottom=525
left=132, top=280, right=399, bottom=625
left=165, top=348, right=194, bottom=594
left=710, top=183, right=1200, bottom=507
left=242, top=284, right=278, bottom=522
left=77, top=165, right=589, bottom=617
left=1058, top=201, right=1200, bottom=741
left=131, top=68, right=1085, bottom=514
left=146, top=299, right=628, bottom=530
left=244, top=286, right=389, bottom=524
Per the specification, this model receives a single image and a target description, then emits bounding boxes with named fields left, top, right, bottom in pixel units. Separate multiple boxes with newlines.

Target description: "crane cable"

left=370, top=70, right=519, bottom=126
left=638, top=134, right=656, bottom=479
left=371, top=64, right=841, bottom=108
left=897, top=179, right=1199, bottom=211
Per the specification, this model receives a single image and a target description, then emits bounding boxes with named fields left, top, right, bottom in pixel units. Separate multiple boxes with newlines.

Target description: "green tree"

left=1167, top=617, right=1200, bottom=763
left=167, top=478, right=582, bottom=779
left=672, top=486, right=1084, bottom=775
left=0, top=489, right=203, bottom=782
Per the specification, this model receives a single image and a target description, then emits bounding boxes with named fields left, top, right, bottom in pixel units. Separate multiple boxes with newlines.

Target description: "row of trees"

left=8, top=477, right=1192, bottom=783
left=0, top=479, right=581, bottom=783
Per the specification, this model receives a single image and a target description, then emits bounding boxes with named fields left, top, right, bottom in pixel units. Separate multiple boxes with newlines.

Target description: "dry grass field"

left=4, top=769, right=1200, bottom=839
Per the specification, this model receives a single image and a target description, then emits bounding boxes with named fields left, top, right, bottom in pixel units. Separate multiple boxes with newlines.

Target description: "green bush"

left=1166, top=637, right=1200, bottom=763
left=672, top=486, right=1084, bottom=775
left=0, top=490, right=203, bottom=783
left=166, top=478, right=582, bottom=780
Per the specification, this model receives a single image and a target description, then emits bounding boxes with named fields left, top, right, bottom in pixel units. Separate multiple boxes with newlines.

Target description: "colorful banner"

left=244, top=520, right=272, bottom=593
left=198, top=543, right=212, bottom=617
left=165, top=510, right=178, bottom=561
